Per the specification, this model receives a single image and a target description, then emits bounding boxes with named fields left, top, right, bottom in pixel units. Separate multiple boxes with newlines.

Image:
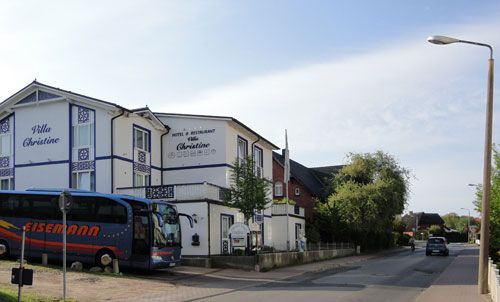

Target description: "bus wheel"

left=0, top=240, right=9, bottom=259
left=95, top=249, right=115, bottom=267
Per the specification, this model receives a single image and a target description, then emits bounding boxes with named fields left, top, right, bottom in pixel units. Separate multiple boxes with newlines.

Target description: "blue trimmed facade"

left=0, top=81, right=283, bottom=256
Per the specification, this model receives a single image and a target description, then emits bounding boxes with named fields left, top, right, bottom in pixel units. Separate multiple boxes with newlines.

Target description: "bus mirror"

left=178, top=213, right=194, bottom=228
left=0, top=244, right=6, bottom=255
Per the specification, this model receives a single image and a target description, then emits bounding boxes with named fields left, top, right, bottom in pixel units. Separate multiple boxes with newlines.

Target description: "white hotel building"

left=0, top=81, right=302, bottom=256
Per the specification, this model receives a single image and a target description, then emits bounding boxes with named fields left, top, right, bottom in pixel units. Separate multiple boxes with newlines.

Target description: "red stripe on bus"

left=152, top=251, right=173, bottom=255
left=0, top=227, right=123, bottom=256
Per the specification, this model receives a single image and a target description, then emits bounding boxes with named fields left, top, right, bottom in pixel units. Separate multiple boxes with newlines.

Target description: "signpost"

left=11, top=226, right=33, bottom=302
left=59, top=190, right=72, bottom=302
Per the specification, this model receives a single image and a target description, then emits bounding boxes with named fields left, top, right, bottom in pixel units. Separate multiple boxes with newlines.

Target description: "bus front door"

left=130, top=213, right=151, bottom=269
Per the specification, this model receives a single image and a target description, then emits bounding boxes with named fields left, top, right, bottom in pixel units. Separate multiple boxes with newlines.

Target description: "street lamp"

left=428, top=35, right=494, bottom=294
left=461, top=207, right=471, bottom=243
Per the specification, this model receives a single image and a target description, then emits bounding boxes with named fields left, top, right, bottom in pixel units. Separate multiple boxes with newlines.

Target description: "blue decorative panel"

left=138, top=151, right=146, bottom=163
left=133, top=163, right=151, bottom=174
left=0, top=157, right=9, bottom=168
left=146, top=186, right=174, bottom=199
left=78, top=107, right=90, bottom=124
left=16, top=92, right=36, bottom=105
left=0, top=120, right=9, bottom=134
left=0, top=168, right=13, bottom=177
left=38, top=90, right=61, bottom=101
left=78, top=148, right=90, bottom=161
left=71, top=160, right=95, bottom=171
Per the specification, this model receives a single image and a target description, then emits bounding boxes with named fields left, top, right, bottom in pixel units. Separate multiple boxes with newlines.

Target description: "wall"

left=113, top=113, right=165, bottom=190
left=489, top=258, right=500, bottom=302
left=256, top=248, right=355, bottom=272
left=157, top=115, right=228, bottom=187
left=175, top=202, right=209, bottom=256
left=15, top=102, right=69, bottom=168
left=206, top=248, right=355, bottom=271
left=271, top=215, right=305, bottom=251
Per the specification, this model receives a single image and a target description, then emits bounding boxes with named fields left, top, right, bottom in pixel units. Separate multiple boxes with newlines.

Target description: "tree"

left=224, top=156, right=271, bottom=223
left=428, top=225, right=443, bottom=237
left=442, top=213, right=468, bottom=231
left=319, top=151, right=411, bottom=249
left=474, top=145, right=500, bottom=258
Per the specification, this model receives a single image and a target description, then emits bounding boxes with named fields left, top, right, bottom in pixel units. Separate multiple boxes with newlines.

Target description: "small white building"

left=0, top=81, right=280, bottom=256
left=118, top=113, right=278, bottom=255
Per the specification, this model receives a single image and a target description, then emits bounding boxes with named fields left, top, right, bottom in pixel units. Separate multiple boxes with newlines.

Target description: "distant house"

left=402, top=211, right=445, bottom=234
left=272, top=151, right=342, bottom=219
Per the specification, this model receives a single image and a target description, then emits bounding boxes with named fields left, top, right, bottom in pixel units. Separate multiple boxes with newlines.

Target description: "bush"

left=261, top=246, right=275, bottom=253
left=444, top=232, right=468, bottom=243
left=232, top=249, right=245, bottom=256
left=396, top=233, right=411, bottom=246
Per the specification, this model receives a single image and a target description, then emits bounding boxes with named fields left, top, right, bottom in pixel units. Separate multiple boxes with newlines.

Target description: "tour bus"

left=0, top=189, right=192, bottom=269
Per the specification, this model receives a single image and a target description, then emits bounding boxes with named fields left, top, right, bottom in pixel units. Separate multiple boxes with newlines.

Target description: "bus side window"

left=68, top=197, right=95, bottom=222
left=27, top=195, right=58, bottom=220
left=94, top=198, right=127, bottom=224
left=0, top=195, right=15, bottom=217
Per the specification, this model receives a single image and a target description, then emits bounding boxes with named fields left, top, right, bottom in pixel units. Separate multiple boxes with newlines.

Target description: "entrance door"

left=295, top=223, right=302, bottom=250
left=131, top=213, right=150, bottom=267
left=221, top=215, right=233, bottom=254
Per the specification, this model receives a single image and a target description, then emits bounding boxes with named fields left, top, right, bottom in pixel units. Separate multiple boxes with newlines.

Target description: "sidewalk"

left=415, top=247, right=491, bottom=302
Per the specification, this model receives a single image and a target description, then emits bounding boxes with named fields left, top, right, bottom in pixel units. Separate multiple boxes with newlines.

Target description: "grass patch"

left=0, top=285, right=77, bottom=302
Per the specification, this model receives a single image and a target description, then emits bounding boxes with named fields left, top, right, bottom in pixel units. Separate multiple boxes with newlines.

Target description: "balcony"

left=116, top=182, right=225, bottom=202
left=271, top=203, right=305, bottom=217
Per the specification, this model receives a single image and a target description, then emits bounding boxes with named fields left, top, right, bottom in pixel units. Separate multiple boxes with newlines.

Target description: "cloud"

left=165, top=17, right=500, bottom=214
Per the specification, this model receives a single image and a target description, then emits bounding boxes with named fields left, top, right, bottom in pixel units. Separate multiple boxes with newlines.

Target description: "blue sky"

left=1, top=1, right=500, bottom=216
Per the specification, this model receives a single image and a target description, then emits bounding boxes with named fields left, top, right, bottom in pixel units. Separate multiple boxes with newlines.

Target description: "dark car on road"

left=426, top=237, right=449, bottom=256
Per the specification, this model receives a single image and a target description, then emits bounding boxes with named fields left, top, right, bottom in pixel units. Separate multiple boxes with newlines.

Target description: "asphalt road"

left=195, top=243, right=466, bottom=302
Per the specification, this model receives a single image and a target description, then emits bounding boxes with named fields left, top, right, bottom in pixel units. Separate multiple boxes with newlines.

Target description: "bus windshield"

left=152, top=203, right=181, bottom=247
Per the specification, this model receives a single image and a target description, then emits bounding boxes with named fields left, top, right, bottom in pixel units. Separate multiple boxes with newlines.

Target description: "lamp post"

left=428, top=35, right=494, bottom=294
left=461, top=207, right=471, bottom=243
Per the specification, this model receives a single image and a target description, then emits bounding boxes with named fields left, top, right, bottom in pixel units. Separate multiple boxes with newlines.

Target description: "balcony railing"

left=271, top=203, right=305, bottom=217
left=116, top=182, right=225, bottom=202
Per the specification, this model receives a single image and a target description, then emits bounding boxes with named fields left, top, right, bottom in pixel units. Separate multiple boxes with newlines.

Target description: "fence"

left=489, top=258, right=500, bottom=302
left=305, top=242, right=354, bottom=251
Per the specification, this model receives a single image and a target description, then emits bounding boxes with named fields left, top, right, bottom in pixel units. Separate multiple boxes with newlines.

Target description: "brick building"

left=272, top=151, right=342, bottom=220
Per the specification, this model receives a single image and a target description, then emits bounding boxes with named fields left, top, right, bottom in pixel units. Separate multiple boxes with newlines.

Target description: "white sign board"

left=229, top=223, right=250, bottom=248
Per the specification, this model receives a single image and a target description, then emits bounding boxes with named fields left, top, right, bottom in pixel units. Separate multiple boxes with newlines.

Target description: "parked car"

left=426, top=237, right=449, bottom=256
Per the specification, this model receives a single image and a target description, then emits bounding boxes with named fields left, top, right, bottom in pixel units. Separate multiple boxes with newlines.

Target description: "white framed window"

left=274, top=181, right=283, bottom=197
left=0, top=178, right=14, bottom=190
left=237, top=137, right=247, bottom=160
left=73, top=123, right=94, bottom=148
left=72, top=171, right=95, bottom=191
left=134, top=128, right=150, bottom=152
left=0, top=134, right=11, bottom=156
left=134, top=172, right=150, bottom=187
left=253, top=146, right=263, bottom=177
left=295, top=187, right=300, bottom=196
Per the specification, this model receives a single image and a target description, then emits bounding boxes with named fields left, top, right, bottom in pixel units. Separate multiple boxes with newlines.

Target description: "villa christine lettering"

left=22, top=123, right=61, bottom=147
left=24, top=221, right=100, bottom=237
left=176, top=142, right=210, bottom=150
